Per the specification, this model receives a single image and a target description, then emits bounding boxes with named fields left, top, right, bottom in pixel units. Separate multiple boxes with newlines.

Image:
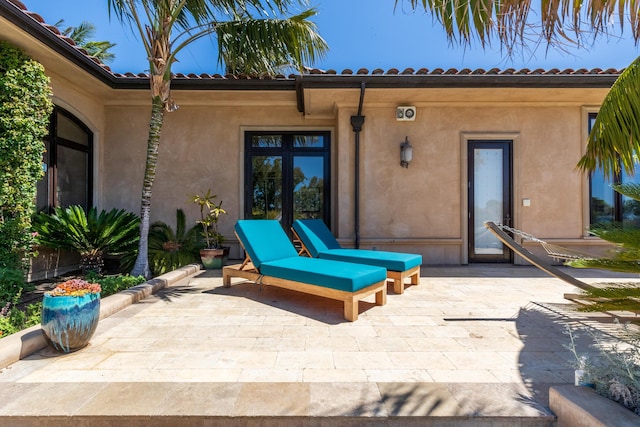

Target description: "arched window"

left=36, top=106, right=93, bottom=212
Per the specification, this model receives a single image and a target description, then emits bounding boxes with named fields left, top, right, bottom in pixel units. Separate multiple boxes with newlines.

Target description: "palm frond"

left=577, top=55, right=640, bottom=177
left=613, top=183, right=640, bottom=202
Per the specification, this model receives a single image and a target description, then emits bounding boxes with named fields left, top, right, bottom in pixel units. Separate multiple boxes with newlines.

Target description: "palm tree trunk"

left=131, top=95, right=165, bottom=278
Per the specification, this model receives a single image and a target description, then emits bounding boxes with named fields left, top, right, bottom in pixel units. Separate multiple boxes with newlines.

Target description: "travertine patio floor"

left=0, top=264, right=637, bottom=426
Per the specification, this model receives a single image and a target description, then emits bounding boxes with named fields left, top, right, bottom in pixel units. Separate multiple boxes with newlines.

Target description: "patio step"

left=0, top=382, right=557, bottom=427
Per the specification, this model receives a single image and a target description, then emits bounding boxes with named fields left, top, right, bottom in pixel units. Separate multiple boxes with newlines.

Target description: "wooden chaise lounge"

left=292, top=219, right=422, bottom=294
left=222, top=219, right=387, bottom=321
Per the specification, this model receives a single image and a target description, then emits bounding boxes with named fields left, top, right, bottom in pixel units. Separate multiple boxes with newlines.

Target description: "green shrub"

left=0, top=291, right=41, bottom=339
left=0, top=41, right=53, bottom=298
left=148, top=209, right=201, bottom=275
left=85, top=271, right=146, bottom=297
left=0, top=267, right=31, bottom=307
left=33, top=205, right=140, bottom=274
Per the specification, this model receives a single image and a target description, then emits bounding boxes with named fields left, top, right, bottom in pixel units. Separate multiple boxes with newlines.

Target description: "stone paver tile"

left=429, top=369, right=502, bottom=383
left=146, top=368, right=242, bottom=382
left=94, top=351, right=167, bottom=370
left=302, top=368, right=368, bottom=382
left=156, top=382, right=242, bottom=416
left=329, top=324, right=378, bottom=337
left=76, top=383, right=178, bottom=415
left=275, top=351, right=334, bottom=370
left=356, top=337, right=412, bottom=352
left=238, top=369, right=303, bottom=382
left=377, top=382, right=462, bottom=416
left=445, top=383, right=551, bottom=417
left=282, top=325, right=330, bottom=338
left=215, top=350, right=278, bottom=370
left=262, top=315, right=309, bottom=326
left=233, top=382, right=310, bottom=416
left=151, top=336, right=246, bottom=352
left=418, top=324, right=472, bottom=338
left=388, top=352, right=457, bottom=370
left=365, top=369, right=434, bottom=382
left=442, top=351, right=509, bottom=370
left=389, top=315, right=439, bottom=326
left=333, top=351, right=392, bottom=370
left=408, top=337, right=467, bottom=352
left=305, top=336, right=359, bottom=351
left=373, top=325, right=426, bottom=338
left=454, top=336, right=524, bottom=352
left=155, top=351, right=221, bottom=370
left=95, top=337, right=159, bottom=352
left=235, top=325, right=284, bottom=338
left=253, top=337, right=306, bottom=351
left=0, top=382, right=108, bottom=415
left=309, top=382, right=387, bottom=416
left=44, top=350, right=112, bottom=370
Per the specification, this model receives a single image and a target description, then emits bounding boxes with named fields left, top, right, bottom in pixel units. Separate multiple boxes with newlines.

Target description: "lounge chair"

left=222, top=219, right=387, bottom=321
left=292, top=219, right=422, bottom=294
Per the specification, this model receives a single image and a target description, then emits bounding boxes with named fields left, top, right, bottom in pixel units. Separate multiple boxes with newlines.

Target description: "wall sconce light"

left=400, top=136, right=413, bottom=168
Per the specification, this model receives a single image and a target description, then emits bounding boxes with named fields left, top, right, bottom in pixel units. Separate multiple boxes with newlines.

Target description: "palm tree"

left=54, top=20, right=116, bottom=62
left=107, top=0, right=327, bottom=278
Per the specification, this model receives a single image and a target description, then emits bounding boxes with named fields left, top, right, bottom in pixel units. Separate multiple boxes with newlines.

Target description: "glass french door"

left=468, top=140, right=513, bottom=263
left=244, top=132, right=330, bottom=235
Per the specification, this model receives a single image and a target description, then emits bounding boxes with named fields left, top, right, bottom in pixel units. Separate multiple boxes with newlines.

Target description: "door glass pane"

left=251, top=156, right=283, bottom=220
left=474, top=148, right=504, bottom=255
left=36, top=140, right=50, bottom=212
left=293, top=156, right=324, bottom=220
left=56, top=145, right=88, bottom=209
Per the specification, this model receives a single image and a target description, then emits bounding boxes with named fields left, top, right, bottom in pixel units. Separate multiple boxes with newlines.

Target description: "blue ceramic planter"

left=41, top=293, right=100, bottom=353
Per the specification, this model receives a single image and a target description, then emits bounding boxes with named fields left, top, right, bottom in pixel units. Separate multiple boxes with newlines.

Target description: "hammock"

left=495, top=224, right=598, bottom=262
left=483, top=221, right=596, bottom=292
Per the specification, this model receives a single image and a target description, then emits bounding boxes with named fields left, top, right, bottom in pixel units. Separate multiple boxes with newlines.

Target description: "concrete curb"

left=0, top=264, right=201, bottom=370
left=550, top=385, right=640, bottom=426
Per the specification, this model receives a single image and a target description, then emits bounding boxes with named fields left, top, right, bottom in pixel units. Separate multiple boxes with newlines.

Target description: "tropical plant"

left=84, top=272, right=147, bottom=297
left=148, top=209, right=201, bottom=275
left=54, top=19, right=116, bottom=62
left=107, top=0, right=328, bottom=278
left=0, top=41, right=53, bottom=297
left=32, top=205, right=140, bottom=274
left=188, top=190, right=227, bottom=249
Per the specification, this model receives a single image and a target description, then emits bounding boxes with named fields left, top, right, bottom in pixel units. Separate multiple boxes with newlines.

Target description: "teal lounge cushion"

left=261, top=257, right=387, bottom=293
left=318, top=249, right=422, bottom=272
left=235, top=220, right=298, bottom=269
left=293, top=219, right=341, bottom=258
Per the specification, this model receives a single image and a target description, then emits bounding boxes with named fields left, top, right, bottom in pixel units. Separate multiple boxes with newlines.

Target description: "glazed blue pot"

left=41, top=293, right=100, bottom=353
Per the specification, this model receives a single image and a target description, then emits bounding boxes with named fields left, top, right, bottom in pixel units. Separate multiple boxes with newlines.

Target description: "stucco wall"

left=100, top=86, right=610, bottom=264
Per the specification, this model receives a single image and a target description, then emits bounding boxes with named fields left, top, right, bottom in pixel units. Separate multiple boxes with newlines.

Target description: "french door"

left=244, top=131, right=331, bottom=235
left=468, top=140, right=513, bottom=263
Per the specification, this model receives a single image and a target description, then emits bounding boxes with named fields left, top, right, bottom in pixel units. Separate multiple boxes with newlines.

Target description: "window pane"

left=57, top=111, right=89, bottom=146
left=56, top=145, right=89, bottom=209
left=293, top=156, right=324, bottom=220
left=622, top=169, right=640, bottom=226
left=251, top=156, right=282, bottom=219
left=251, top=135, right=282, bottom=148
left=590, top=168, right=615, bottom=225
left=293, top=135, right=324, bottom=148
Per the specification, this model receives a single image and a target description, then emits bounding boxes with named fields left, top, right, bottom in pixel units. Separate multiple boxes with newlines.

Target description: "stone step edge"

left=0, top=264, right=202, bottom=369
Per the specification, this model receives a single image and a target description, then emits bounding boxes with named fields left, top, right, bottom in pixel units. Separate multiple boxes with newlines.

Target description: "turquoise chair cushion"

left=261, top=257, right=387, bottom=292
left=293, top=219, right=422, bottom=272
left=317, top=249, right=422, bottom=272
left=235, top=220, right=298, bottom=269
left=293, top=219, right=341, bottom=258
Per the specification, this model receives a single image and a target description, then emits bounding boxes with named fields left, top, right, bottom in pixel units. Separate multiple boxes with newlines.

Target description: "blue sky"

left=22, top=0, right=640, bottom=74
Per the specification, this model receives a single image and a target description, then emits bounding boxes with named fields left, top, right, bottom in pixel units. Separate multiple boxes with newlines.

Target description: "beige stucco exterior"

left=0, top=2, right=618, bottom=269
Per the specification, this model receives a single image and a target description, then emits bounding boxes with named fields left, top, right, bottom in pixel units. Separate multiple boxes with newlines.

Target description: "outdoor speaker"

left=396, top=106, right=416, bottom=121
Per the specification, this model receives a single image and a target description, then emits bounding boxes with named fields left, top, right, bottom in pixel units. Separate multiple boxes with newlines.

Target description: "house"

left=0, top=0, right=624, bottom=279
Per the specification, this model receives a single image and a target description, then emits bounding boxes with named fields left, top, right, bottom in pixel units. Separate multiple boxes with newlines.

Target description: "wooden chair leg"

left=344, top=298, right=357, bottom=322
left=393, top=278, right=404, bottom=295
left=376, top=288, right=387, bottom=306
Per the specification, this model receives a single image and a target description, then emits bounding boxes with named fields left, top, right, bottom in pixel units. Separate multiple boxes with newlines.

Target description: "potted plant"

left=188, top=189, right=229, bottom=269
left=41, top=278, right=101, bottom=353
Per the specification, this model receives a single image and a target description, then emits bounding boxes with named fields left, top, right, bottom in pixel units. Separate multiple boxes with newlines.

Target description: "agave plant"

left=33, top=205, right=140, bottom=274
left=148, top=209, right=201, bottom=276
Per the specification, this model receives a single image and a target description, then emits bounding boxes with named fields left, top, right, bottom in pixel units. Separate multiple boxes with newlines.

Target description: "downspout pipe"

left=350, top=82, right=366, bottom=249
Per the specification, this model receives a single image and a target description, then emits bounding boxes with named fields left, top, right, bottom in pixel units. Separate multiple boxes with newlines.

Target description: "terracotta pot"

left=200, top=247, right=229, bottom=269
left=41, top=293, right=100, bottom=353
